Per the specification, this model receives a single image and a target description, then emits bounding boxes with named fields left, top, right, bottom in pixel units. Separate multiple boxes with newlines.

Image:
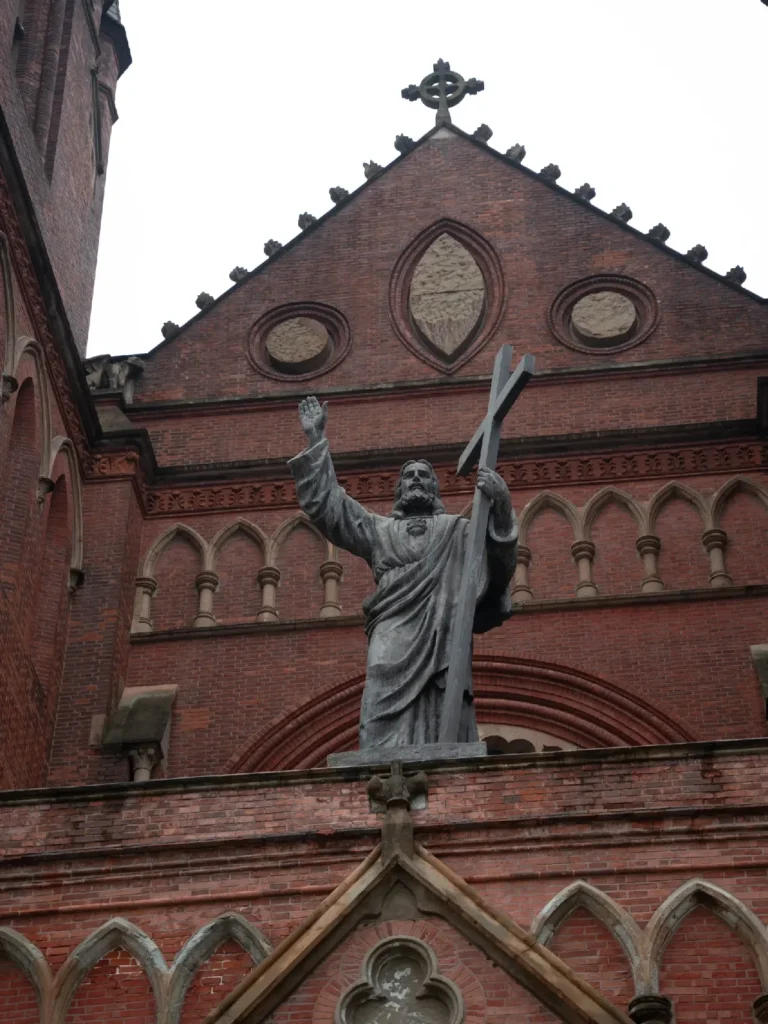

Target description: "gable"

left=132, top=128, right=767, bottom=407
left=259, top=913, right=562, bottom=1024
left=206, top=844, right=631, bottom=1024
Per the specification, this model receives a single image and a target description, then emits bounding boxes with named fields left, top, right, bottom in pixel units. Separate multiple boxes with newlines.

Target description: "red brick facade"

left=1, top=10, right=768, bottom=1020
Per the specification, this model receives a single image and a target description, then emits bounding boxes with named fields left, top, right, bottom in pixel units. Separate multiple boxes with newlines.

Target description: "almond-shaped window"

left=390, top=220, right=504, bottom=373
left=410, top=233, right=486, bottom=361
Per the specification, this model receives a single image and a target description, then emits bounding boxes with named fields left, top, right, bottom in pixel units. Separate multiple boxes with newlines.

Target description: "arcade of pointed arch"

left=0, top=235, right=84, bottom=576
left=2, top=879, right=768, bottom=1022
left=132, top=475, right=768, bottom=632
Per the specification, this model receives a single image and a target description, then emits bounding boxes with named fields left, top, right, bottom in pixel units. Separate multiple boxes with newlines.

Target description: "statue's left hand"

left=477, top=468, right=513, bottom=525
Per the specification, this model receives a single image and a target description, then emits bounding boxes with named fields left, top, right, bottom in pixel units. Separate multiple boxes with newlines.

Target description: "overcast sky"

left=88, top=0, right=767, bottom=358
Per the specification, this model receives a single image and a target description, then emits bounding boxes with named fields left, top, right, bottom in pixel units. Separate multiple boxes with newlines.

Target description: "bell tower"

left=3, top=0, right=131, bottom=352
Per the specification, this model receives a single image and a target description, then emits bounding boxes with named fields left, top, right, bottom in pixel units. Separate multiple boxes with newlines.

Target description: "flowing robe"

left=289, top=439, right=519, bottom=749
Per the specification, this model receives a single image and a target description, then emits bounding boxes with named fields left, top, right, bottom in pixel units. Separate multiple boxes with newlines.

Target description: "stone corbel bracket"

left=96, top=684, right=178, bottom=780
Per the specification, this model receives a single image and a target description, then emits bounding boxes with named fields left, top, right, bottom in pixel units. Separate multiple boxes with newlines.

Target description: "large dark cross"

left=402, top=59, right=484, bottom=127
left=438, top=345, right=535, bottom=743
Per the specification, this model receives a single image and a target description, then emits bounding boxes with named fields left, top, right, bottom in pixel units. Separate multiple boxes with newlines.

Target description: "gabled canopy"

left=205, top=840, right=631, bottom=1024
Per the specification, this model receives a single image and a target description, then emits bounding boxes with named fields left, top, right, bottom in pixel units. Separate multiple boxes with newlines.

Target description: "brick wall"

left=3, top=746, right=768, bottom=1020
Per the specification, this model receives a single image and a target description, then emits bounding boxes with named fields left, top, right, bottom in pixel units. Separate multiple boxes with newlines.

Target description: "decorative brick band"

left=144, top=442, right=767, bottom=517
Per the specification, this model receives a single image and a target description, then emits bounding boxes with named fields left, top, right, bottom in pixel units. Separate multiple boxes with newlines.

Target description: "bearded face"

left=393, top=461, right=444, bottom=517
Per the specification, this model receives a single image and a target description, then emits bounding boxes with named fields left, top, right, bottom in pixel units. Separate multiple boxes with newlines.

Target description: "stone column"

left=319, top=559, right=343, bottom=618
left=193, top=570, right=218, bottom=628
left=571, top=541, right=598, bottom=598
left=627, top=995, right=673, bottom=1024
left=128, top=744, right=161, bottom=783
left=702, top=528, right=731, bottom=587
left=511, top=545, right=533, bottom=603
left=257, top=566, right=280, bottom=622
left=131, top=577, right=157, bottom=633
left=753, top=994, right=768, bottom=1023
left=636, top=535, right=664, bottom=593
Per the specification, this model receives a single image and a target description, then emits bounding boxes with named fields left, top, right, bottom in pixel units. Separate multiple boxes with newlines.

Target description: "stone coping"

left=127, top=351, right=768, bottom=415
left=3, top=735, right=768, bottom=808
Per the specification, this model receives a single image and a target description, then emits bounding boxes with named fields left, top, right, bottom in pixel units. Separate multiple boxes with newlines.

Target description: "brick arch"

left=269, top=510, right=330, bottom=565
left=52, top=917, right=168, bottom=1024
left=0, top=376, right=40, bottom=610
left=0, top=926, right=53, bottom=1021
left=643, top=878, right=768, bottom=995
left=11, top=338, right=52, bottom=479
left=141, top=523, right=209, bottom=578
left=530, top=881, right=644, bottom=993
left=210, top=518, right=269, bottom=566
left=518, top=491, right=583, bottom=546
left=583, top=486, right=646, bottom=539
left=647, top=480, right=712, bottom=535
left=226, top=656, right=692, bottom=773
left=711, top=475, right=768, bottom=527
left=165, top=913, right=271, bottom=1024
left=44, top=436, right=84, bottom=578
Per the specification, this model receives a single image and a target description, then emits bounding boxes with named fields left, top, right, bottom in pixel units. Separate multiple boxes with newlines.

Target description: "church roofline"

left=143, top=121, right=765, bottom=359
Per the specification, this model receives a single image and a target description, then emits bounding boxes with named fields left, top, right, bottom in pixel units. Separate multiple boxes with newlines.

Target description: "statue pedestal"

left=327, top=742, right=487, bottom=768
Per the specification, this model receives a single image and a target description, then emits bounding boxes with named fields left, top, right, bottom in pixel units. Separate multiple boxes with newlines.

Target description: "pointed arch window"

left=389, top=220, right=505, bottom=373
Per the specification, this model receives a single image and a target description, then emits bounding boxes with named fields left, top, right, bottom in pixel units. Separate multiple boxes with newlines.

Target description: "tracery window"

left=336, top=937, right=463, bottom=1024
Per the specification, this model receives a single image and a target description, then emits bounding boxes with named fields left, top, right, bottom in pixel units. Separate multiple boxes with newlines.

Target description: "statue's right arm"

left=288, top=398, right=377, bottom=562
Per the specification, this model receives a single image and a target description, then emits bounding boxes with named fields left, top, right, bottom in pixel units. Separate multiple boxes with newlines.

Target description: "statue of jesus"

left=289, top=396, right=519, bottom=751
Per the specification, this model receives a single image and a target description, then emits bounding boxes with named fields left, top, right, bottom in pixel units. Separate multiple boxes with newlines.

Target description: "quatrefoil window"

left=336, top=936, right=464, bottom=1024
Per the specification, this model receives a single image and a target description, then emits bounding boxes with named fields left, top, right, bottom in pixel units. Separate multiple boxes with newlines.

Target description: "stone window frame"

left=247, top=301, right=351, bottom=382
left=547, top=274, right=659, bottom=355
left=389, top=218, right=505, bottom=374
left=335, top=935, right=464, bottom=1024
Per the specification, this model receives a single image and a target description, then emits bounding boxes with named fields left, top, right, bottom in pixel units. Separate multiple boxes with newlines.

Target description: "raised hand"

left=298, top=396, right=328, bottom=447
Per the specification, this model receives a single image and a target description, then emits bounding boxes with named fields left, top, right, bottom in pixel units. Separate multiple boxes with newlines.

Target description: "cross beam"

left=438, top=346, right=535, bottom=744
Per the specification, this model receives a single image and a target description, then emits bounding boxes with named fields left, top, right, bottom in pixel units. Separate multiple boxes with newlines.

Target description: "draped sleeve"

left=288, top=438, right=378, bottom=564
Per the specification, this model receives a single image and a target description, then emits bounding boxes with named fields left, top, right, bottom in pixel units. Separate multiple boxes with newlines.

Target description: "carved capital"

left=627, top=995, right=673, bottom=1024
left=636, top=534, right=661, bottom=557
left=702, top=528, right=727, bottom=553
left=136, top=576, right=157, bottom=596
left=68, top=568, right=85, bottom=593
left=516, top=544, right=532, bottom=567
left=319, top=559, right=343, bottom=583
left=128, top=743, right=161, bottom=782
left=194, top=570, right=219, bottom=593
left=571, top=540, right=596, bottom=562
left=1, top=373, right=18, bottom=402
left=257, top=565, right=281, bottom=587
left=753, top=994, right=768, bottom=1023
left=37, top=476, right=54, bottom=506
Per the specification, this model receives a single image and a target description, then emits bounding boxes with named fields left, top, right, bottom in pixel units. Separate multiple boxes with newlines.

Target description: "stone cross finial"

left=368, top=761, right=428, bottom=861
left=401, top=59, right=484, bottom=127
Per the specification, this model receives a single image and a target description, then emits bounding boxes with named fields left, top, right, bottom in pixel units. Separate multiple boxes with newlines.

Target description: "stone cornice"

left=129, top=350, right=768, bottom=417
left=3, top=735, right=768, bottom=809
